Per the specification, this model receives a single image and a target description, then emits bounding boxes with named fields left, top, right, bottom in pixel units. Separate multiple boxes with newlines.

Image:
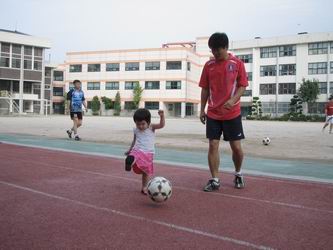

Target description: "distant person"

left=125, top=109, right=165, bottom=195
left=199, top=32, right=248, bottom=192
left=66, top=79, right=87, bottom=141
left=322, top=96, right=333, bottom=134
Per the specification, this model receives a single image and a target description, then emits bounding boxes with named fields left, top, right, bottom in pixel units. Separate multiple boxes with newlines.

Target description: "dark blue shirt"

left=67, top=89, right=85, bottom=112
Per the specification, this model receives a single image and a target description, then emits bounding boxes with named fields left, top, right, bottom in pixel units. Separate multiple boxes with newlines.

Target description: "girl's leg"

left=142, top=173, right=149, bottom=194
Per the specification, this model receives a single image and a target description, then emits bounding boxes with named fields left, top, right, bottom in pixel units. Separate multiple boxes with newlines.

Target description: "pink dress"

left=129, top=126, right=155, bottom=176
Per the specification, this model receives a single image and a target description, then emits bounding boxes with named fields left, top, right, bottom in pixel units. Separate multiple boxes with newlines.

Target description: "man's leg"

left=229, top=140, right=244, bottom=173
left=208, top=139, right=220, bottom=178
left=72, top=118, right=78, bottom=135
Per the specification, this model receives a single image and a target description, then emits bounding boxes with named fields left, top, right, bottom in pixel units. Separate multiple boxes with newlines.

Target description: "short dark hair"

left=73, top=79, right=81, bottom=84
left=208, top=32, right=229, bottom=50
left=133, top=108, right=151, bottom=124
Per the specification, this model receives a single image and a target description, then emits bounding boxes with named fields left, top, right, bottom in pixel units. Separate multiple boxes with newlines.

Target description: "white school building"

left=60, top=31, right=333, bottom=117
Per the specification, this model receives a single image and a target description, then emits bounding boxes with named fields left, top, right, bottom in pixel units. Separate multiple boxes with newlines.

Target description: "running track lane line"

left=1, top=155, right=332, bottom=215
left=0, top=181, right=274, bottom=250
left=1, top=140, right=333, bottom=186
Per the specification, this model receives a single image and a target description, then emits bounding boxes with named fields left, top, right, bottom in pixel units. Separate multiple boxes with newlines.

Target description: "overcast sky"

left=1, top=0, right=332, bottom=63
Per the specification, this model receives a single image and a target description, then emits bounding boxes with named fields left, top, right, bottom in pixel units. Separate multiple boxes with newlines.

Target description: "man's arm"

left=223, top=87, right=246, bottom=110
left=200, top=88, right=210, bottom=124
left=152, top=110, right=165, bottom=130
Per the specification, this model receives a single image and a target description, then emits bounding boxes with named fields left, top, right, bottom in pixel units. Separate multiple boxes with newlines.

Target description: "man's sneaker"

left=234, top=175, right=245, bottom=189
left=203, top=179, right=220, bottom=192
left=66, top=130, right=72, bottom=139
left=74, top=135, right=81, bottom=141
left=125, top=155, right=135, bottom=171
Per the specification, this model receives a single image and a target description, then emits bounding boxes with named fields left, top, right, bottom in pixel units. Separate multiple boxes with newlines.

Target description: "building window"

left=125, top=81, right=138, bottom=90
left=260, top=84, right=276, bottom=95
left=33, top=48, right=43, bottom=71
left=45, top=67, right=51, bottom=77
left=11, top=44, right=21, bottom=69
left=69, top=83, right=75, bottom=89
left=260, top=65, right=277, bottom=76
left=318, top=82, right=327, bottom=94
left=279, top=45, right=296, bottom=57
left=124, top=101, right=135, bottom=110
left=278, top=83, right=296, bottom=95
left=308, top=62, right=327, bottom=75
left=145, top=81, right=160, bottom=90
left=247, top=72, right=252, bottom=81
left=330, top=82, right=333, bottom=94
left=331, top=62, right=333, bottom=73
left=24, top=60, right=32, bottom=70
left=166, top=61, right=182, bottom=70
left=69, top=64, right=82, bottom=72
left=106, top=63, right=120, bottom=71
left=145, top=102, right=159, bottom=110
left=34, top=47, right=43, bottom=57
left=88, top=64, right=101, bottom=72
left=279, top=64, right=296, bottom=75
left=237, top=54, right=253, bottom=63
left=260, top=47, right=277, bottom=58
left=87, top=82, right=100, bottom=90
left=0, top=43, right=10, bottom=67
left=23, top=46, right=33, bottom=70
left=262, top=102, right=276, bottom=114
left=145, top=61, right=160, bottom=70
left=105, top=82, right=119, bottom=90
left=331, top=42, right=333, bottom=53
left=277, top=102, right=290, bottom=113
left=242, top=90, right=252, bottom=96
left=166, top=81, right=181, bottom=89
left=308, top=102, right=325, bottom=114
left=53, top=87, right=64, bottom=96
left=34, top=61, right=42, bottom=71
left=125, top=62, right=139, bottom=71
left=187, top=62, right=191, bottom=71
left=53, top=71, right=64, bottom=81
left=308, top=42, right=329, bottom=55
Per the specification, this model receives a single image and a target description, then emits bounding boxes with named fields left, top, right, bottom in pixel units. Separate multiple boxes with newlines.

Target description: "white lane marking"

left=1, top=156, right=332, bottom=215
left=1, top=140, right=333, bottom=185
left=0, top=180, right=274, bottom=250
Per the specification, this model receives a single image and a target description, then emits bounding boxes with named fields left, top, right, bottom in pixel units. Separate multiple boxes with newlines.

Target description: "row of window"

left=69, top=81, right=182, bottom=90
left=259, top=82, right=333, bottom=95
left=69, top=61, right=191, bottom=73
left=260, top=62, right=333, bottom=76
left=259, top=42, right=333, bottom=58
left=0, top=42, right=43, bottom=70
left=262, top=102, right=327, bottom=114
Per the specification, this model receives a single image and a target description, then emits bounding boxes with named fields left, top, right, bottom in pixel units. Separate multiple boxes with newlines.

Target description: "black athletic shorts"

left=70, top=112, right=83, bottom=120
left=206, top=115, right=245, bottom=141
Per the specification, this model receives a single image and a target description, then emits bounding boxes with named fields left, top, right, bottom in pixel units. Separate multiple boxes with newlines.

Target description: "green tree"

left=289, top=94, right=303, bottom=114
left=133, top=83, right=143, bottom=109
left=91, top=96, right=100, bottom=115
left=114, top=91, right=121, bottom=116
left=101, top=96, right=113, bottom=110
left=249, top=97, right=262, bottom=119
left=298, top=78, right=319, bottom=104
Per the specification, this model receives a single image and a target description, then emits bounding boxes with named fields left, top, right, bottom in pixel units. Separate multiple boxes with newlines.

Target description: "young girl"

left=125, top=108, right=165, bottom=195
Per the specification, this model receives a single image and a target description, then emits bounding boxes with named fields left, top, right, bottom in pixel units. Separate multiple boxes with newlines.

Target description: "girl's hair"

left=133, top=108, right=151, bottom=124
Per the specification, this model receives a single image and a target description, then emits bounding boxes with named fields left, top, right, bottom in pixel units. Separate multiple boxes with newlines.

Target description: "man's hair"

left=208, top=32, right=229, bottom=50
left=133, top=108, right=151, bottom=124
left=73, top=79, right=81, bottom=84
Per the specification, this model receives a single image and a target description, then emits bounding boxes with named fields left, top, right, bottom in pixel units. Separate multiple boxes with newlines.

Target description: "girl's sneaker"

left=66, top=130, right=72, bottom=139
left=74, top=135, right=81, bottom=141
left=125, top=155, right=135, bottom=171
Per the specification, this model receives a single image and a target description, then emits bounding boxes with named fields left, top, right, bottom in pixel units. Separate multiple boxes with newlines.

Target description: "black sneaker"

left=234, top=175, right=245, bottom=189
left=74, top=135, right=81, bottom=141
left=66, top=130, right=72, bottom=139
left=203, top=179, right=220, bottom=192
left=125, top=155, right=135, bottom=171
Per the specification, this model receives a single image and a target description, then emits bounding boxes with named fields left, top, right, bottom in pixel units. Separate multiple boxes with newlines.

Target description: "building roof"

left=0, top=28, right=51, bottom=48
left=0, top=29, right=31, bottom=36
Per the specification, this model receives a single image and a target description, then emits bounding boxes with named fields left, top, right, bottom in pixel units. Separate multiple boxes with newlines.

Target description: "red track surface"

left=0, top=143, right=332, bottom=249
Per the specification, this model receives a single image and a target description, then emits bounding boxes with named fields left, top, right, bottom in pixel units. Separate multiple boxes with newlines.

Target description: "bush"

left=114, top=92, right=121, bottom=116
left=91, top=96, right=100, bottom=115
left=101, top=96, right=113, bottom=110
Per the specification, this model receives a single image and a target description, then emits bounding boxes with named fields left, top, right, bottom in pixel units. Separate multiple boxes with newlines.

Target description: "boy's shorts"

left=327, top=115, right=333, bottom=124
left=206, top=115, right=245, bottom=141
left=70, top=112, right=83, bottom=120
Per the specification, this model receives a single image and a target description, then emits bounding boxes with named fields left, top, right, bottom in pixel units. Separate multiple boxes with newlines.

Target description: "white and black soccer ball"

left=147, top=176, right=172, bottom=203
left=262, top=137, right=271, bottom=146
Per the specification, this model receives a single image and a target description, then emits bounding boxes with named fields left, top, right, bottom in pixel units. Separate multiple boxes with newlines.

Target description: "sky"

left=0, top=0, right=332, bottom=63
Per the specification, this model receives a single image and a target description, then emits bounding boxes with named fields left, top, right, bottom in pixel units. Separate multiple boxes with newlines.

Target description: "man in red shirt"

left=199, top=32, right=248, bottom=191
left=322, top=96, right=333, bottom=134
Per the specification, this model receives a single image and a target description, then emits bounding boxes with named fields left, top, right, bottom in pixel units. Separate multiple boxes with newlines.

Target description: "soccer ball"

left=262, top=137, right=271, bottom=146
left=147, top=176, right=172, bottom=203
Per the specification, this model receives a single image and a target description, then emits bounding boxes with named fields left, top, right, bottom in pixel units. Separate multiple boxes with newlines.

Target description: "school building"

left=61, top=31, right=333, bottom=117
left=0, top=29, right=53, bottom=115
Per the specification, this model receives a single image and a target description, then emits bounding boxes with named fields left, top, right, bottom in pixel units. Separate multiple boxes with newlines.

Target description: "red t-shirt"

left=199, top=54, right=248, bottom=120
left=325, top=102, right=333, bottom=116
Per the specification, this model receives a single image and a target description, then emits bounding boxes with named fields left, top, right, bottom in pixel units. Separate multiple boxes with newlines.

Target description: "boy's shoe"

left=74, top=135, right=81, bottom=141
left=234, top=174, right=245, bottom=189
left=203, top=179, right=220, bottom=192
left=125, top=155, right=135, bottom=171
left=66, top=130, right=72, bottom=139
